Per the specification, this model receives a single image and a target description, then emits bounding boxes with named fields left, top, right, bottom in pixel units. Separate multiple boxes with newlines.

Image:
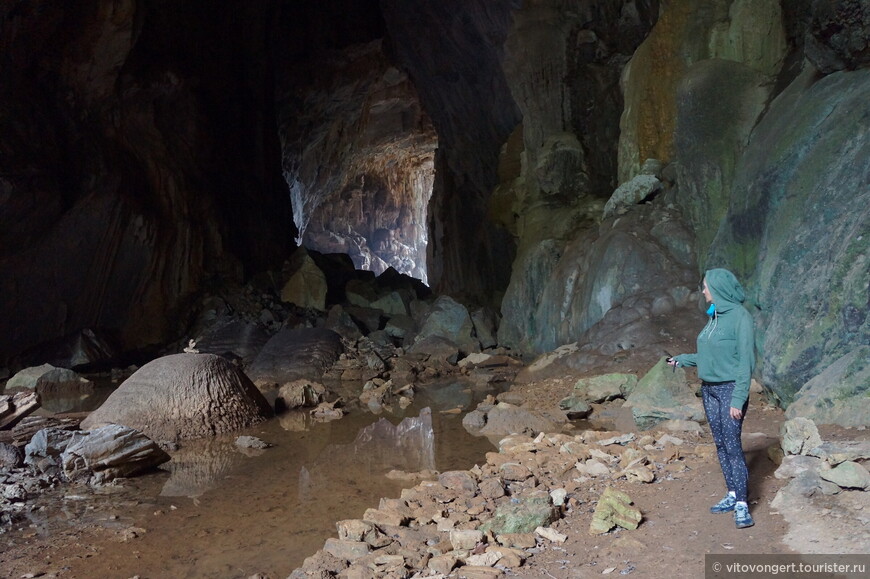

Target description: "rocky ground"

left=2, top=365, right=868, bottom=579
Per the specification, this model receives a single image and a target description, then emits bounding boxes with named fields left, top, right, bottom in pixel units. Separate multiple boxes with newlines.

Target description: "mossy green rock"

left=785, top=347, right=870, bottom=428
left=589, top=487, right=642, bottom=535
left=709, top=68, right=870, bottom=405
left=573, top=373, right=638, bottom=403
left=624, top=358, right=705, bottom=430
left=480, top=491, right=557, bottom=535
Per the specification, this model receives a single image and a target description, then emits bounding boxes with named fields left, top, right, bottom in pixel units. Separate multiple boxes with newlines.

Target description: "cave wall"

left=502, top=0, right=868, bottom=412
left=0, top=0, right=293, bottom=366
left=379, top=0, right=523, bottom=302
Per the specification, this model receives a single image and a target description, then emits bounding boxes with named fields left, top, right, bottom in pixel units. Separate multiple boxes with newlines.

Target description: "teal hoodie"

left=674, top=268, right=755, bottom=409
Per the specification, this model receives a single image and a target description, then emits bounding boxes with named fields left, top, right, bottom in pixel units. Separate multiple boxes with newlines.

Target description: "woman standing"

left=669, top=268, right=756, bottom=529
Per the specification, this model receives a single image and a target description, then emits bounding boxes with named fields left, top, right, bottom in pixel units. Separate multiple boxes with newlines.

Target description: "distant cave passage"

left=289, top=154, right=435, bottom=285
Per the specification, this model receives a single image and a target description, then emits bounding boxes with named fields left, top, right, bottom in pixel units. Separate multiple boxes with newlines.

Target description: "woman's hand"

left=730, top=407, right=743, bottom=420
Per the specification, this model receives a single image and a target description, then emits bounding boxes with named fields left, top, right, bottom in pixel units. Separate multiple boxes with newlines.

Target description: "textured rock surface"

left=709, top=67, right=870, bottom=405
left=0, top=2, right=294, bottom=366
left=785, top=346, right=870, bottom=427
left=81, top=354, right=273, bottom=441
left=277, top=40, right=436, bottom=282
left=247, top=328, right=344, bottom=386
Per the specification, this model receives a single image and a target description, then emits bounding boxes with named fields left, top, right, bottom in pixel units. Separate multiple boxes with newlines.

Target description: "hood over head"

left=705, top=268, right=745, bottom=311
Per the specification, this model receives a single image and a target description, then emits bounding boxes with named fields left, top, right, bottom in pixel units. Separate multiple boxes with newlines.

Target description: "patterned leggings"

left=702, top=382, right=749, bottom=502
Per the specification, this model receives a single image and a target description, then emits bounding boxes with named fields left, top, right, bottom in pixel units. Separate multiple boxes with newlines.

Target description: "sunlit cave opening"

left=277, top=43, right=437, bottom=286
left=288, top=153, right=435, bottom=286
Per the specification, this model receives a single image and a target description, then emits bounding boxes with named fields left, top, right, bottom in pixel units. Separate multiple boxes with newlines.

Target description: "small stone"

left=535, top=526, right=567, bottom=543
left=450, top=529, right=484, bottom=551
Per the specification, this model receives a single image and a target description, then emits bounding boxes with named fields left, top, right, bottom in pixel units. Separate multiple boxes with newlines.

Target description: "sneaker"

left=710, top=494, right=736, bottom=514
left=734, top=502, right=754, bottom=528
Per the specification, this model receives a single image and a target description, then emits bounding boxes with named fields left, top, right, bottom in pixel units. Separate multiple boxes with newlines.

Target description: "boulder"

left=60, top=424, right=170, bottom=484
left=195, top=319, right=271, bottom=367
left=280, top=248, right=328, bottom=311
left=780, top=417, right=823, bottom=456
left=247, top=328, right=343, bottom=385
left=475, top=403, right=564, bottom=439
left=573, top=373, right=637, bottom=403
left=276, top=380, right=327, bottom=411
left=5, top=364, right=93, bottom=395
left=624, top=358, right=705, bottom=429
left=413, top=295, right=479, bottom=355
left=81, top=353, right=273, bottom=441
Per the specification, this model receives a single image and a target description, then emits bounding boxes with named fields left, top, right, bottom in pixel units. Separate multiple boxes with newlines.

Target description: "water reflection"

left=159, top=439, right=247, bottom=498
left=298, top=408, right=435, bottom=501
left=10, top=377, right=503, bottom=577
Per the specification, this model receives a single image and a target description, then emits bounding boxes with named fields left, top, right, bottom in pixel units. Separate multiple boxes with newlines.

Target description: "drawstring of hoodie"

left=701, top=305, right=719, bottom=338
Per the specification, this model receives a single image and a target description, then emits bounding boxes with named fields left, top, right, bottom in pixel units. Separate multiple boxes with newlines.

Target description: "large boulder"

left=246, top=328, right=344, bottom=386
left=412, top=296, right=479, bottom=355
left=5, top=364, right=93, bottom=395
left=280, top=248, right=328, bottom=311
left=81, top=354, right=273, bottom=441
left=624, top=358, right=705, bottom=430
left=195, top=319, right=271, bottom=367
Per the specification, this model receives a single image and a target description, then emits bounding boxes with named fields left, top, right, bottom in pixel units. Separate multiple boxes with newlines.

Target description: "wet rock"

left=0, top=442, right=23, bottom=470
left=235, top=436, right=271, bottom=450
left=0, top=391, right=40, bottom=430
left=275, top=379, right=327, bottom=410
left=81, top=353, right=273, bottom=441
left=589, top=487, right=642, bottom=535
left=780, top=417, right=823, bottom=456
left=60, top=424, right=170, bottom=484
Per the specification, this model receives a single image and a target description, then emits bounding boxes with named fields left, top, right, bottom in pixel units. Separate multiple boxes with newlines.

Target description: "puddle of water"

left=11, top=377, right=502, bottom=578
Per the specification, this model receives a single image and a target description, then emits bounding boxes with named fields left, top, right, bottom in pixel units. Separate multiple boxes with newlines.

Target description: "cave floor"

left=2, top=376, right=868, bottom=578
